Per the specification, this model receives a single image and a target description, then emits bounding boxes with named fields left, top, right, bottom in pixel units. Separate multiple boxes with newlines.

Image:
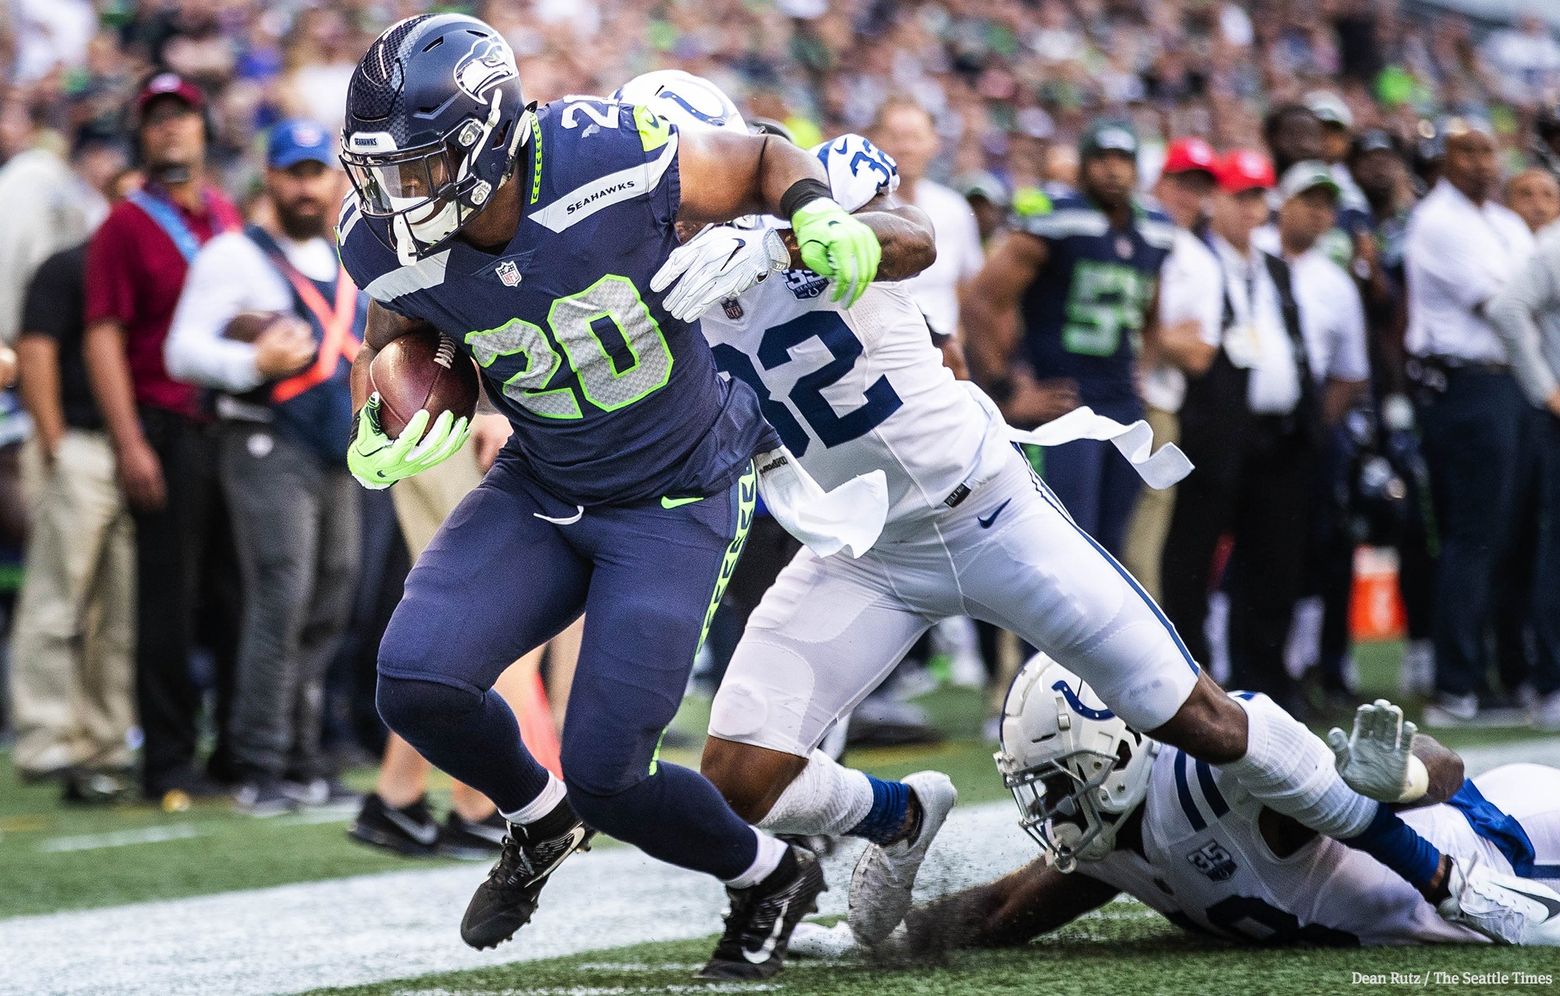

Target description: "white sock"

left=1223, top=693, right=1376, bottom=838
left=500, top=775, right=566, bottom=825
left=725, top=828, right=788, bottom=888
left=757, top=749, right=875, bottom=836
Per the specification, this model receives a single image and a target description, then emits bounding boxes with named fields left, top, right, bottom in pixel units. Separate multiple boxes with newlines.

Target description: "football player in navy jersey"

left=964, top=119, right=1176, bottom=555
left=332, top=14, right=933, bottom=980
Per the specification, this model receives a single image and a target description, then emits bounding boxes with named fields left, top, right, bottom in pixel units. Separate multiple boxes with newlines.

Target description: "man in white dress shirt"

left=1122, top=137, right=1222, bottom=600
left=871, top=98, right=985, bottom=353
left=1403, top=118, right=1535, bottom=725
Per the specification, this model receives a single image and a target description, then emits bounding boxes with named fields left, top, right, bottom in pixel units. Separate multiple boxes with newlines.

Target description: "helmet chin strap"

left=392, top=198, right=462, bottom=266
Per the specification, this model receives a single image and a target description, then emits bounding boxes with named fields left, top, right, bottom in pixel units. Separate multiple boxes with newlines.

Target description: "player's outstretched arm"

left=676, top=128, right=882, bottom=305
left=900, top=860, right=1120, bottom=954
left=961, top=231, right=1049, bottom=397
left=1327, top=699, right=1464, bottom=808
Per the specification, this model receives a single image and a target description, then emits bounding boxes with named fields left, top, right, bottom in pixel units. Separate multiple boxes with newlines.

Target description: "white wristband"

left=1398, top=754, right=1430, bottom=804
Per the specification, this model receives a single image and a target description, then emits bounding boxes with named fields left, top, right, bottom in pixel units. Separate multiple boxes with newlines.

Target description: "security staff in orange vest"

left=166, top=120, right=366, bottom=815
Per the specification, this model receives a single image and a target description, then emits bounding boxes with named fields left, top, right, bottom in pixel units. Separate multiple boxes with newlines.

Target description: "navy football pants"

left=375, top=452, right=760, bottom=880
left=1033, top=400, right=1144, bottom=557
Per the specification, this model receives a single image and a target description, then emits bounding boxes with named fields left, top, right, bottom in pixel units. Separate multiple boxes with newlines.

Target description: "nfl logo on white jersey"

left=496, top=260, right=521, bottom=286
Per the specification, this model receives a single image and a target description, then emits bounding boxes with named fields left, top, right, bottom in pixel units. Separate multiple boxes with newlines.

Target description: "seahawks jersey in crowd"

left=1014, top=189, right=1176, bottom=409
left=698, top=134, right=1007, bottom=523
left=338, top=96, right=778, bottom=505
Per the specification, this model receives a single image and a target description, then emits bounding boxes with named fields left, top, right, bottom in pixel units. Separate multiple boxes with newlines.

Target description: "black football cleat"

left=697, top=845, right=827, bottom=981
left=460, top=799, right=593, bottom=949
left=348, top=793, right=441, bottom=856
left=438, top=809, right=509, bottom=860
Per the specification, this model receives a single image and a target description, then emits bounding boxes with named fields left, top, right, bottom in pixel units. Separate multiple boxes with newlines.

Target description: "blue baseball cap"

left=267, top=119, right=334, bottom=169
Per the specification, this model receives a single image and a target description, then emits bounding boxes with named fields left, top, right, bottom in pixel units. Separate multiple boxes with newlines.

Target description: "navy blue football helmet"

left=341, top=14, right=530, bottom=263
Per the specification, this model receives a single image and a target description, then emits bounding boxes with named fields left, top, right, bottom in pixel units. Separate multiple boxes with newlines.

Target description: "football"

left=222, top=310, right=283, bottom=343
left=368, top=329, right=481, bottom=440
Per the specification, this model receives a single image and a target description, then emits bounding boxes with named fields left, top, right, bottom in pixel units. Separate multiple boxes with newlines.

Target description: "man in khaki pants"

left=350, top=413, right=581, bottom=856
left=9, top=241, right=136, bottom=800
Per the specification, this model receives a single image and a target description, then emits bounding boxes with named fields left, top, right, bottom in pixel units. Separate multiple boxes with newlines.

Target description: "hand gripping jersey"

left=1015, top=189, right=1176, bottom=409
left=697, top=134, right=1008, bottom=523
left=337, top=96, right=778, bottom=505
left=1081, top=723, right=1560, bottom=945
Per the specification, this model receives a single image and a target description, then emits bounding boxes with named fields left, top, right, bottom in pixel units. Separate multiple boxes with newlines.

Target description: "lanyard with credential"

left=270, top=263, right=361, bottom=404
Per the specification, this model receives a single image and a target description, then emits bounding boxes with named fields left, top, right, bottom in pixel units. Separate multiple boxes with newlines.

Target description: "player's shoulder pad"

left=527, top=96, right=680, bottom=234
left=810, top=133, right=900, bottom=212
left=335, top=192, right=394, bottom=291
left=1014, top=186, right=1107, bottom=240
left=334, top=192, right=446, bottom=310
left=1134, top=200, right=1178, bottom=251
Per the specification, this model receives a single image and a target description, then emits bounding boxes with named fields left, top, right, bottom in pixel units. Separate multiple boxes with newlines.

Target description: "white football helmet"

left=995, top=654, right=1158, bottom=871
left=612, top=70, right=748, bottom=136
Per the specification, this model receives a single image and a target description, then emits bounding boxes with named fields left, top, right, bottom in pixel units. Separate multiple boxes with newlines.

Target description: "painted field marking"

left=37, top=824, right=206, bottom=853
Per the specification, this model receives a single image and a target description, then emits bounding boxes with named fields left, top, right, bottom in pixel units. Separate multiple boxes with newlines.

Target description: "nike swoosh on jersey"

left=384, top=809, right=439, bottom=847
left=1505, top=883, right=1560, bottom=920
left=660, top=495, right=704, bottom=509
left=741, top=897, right=790, bottom=964
left=977, top=499, right=1012, bottom=529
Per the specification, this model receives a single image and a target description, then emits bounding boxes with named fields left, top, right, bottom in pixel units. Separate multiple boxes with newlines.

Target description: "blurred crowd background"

left=2, top=0, right=1560, bottom=854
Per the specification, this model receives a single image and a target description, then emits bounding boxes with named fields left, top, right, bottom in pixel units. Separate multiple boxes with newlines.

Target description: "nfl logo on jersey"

left=722, top=298, right=744, bottom=320
left=496, top=260, right=522, bottom=286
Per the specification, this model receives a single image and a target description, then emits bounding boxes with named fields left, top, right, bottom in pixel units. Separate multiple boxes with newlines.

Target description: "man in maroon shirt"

left=83, top=73, right=244, bottom=801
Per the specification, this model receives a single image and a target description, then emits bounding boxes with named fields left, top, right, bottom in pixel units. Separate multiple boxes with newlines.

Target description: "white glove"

left=1326, top=699, right=1430, bottom=804
left=650, top=226, right=790, bottom=322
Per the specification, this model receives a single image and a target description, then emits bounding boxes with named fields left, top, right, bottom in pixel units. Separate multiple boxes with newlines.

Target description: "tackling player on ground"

left=333, top=15, right=928, bottom=981
left=623, top=70, right=1560, bottom=951
left=795, top=658, right=1560, bottom=954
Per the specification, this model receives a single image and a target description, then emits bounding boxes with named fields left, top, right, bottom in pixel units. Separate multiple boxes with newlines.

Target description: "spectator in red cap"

left=1161, top=149, right=1326, bottom=715
left=82, top=71, right=244, bottom=802
left=1121, top=138, right=1222, bottom=600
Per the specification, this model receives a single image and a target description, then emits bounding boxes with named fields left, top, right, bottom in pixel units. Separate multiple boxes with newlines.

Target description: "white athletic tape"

left=1005, top=406, right=1194, bottom=490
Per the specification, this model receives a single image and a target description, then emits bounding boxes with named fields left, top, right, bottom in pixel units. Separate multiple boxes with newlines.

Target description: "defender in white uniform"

left=627, top=71, right=1560, bottom=952
left=794, top=657, right=1560, bottom=955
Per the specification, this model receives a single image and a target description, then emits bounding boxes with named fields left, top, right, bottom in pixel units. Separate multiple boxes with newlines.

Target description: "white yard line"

left=2, top=739, right=1553, bottom=996
left=36, top=824, right=208, bottom=853
left=0, top=800, right=1036, bottom=996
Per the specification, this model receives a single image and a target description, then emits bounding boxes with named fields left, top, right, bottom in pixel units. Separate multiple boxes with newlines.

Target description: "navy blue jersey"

left=1014, top=190, right=1175, bottom=408
left=338, top=96, right=780, bottom=505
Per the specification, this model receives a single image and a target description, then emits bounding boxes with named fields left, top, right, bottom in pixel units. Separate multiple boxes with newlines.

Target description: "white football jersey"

left=699, top=134, right=1006, bottom=523
left=1081, top=734, right=1479, bottom=946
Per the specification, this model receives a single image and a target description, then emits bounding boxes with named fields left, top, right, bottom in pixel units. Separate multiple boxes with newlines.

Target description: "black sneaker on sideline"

left=460, top=799, right=594, bottom=949
left=283, top=777, right=363, bottom=810
left=697, top=845, right=827, bottom=981
left=234, top=778, right=300, bottom=817
left=439, top=810, right=508, bottom=859
left=348, top=793, right=441, bottom=856
left=61, top=770, right=132, bottom=805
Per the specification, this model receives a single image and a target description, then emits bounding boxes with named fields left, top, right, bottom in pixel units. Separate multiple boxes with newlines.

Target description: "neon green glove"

left=791, top=198, right=883, bottom=307
left=346, top=393, right=472, bottom=490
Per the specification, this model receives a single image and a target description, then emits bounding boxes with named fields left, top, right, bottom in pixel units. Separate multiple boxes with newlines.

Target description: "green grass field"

left=313, top=916, right=1557, bottom=996
left=5, top=639, right=1558, bottom=994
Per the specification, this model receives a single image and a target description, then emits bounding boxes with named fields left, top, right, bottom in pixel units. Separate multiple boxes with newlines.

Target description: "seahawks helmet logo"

left=453, top=38, right=517, bottom=102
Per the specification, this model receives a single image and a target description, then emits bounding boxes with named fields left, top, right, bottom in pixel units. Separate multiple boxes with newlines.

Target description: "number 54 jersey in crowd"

left=336, top=96, right=778, bottom=506
left=698, top=134, right=1008, bottom=525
